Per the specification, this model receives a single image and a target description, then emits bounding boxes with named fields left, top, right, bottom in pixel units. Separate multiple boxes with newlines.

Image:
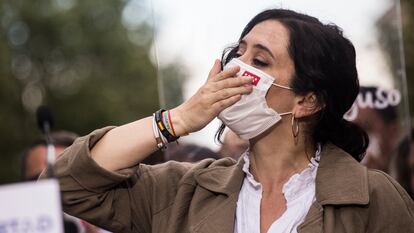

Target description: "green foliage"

left=0, top=0, right=186, bottom=183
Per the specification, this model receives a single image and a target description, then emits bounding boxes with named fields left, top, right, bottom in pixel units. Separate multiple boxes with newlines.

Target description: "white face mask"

left=218, top=58, right=293, bottom=140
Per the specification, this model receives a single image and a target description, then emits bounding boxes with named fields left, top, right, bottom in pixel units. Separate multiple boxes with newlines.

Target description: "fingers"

left=211, top=75, right=253, bottom=92
left=211, top=85, right=253, bottom=103
left=208, top=75, right=253, bottom=111
left=215, top=65, right=240, bottom=81
left=207, top=59, right=240, bottom=82
left=207, top=59, right=222, bottom=81
left=212, top=94, right=242, bottom=111
left=175, top=60, right=249, bottom=133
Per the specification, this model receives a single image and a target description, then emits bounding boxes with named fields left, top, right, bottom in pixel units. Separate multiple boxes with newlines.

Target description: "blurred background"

left=0, top=0, right=186, bottom=183
left=1, top=0, right=414, bottom=199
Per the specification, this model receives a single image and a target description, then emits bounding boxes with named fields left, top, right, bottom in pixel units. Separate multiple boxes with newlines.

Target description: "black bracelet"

left=154, top=109, right=180, bottom=143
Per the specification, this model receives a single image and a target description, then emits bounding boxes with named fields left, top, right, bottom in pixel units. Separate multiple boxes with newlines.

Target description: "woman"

left=46, top=9, right=414, bottom=233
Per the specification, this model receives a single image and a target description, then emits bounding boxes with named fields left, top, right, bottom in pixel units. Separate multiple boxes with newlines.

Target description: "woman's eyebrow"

left=239, top=39, right=275, bottom=59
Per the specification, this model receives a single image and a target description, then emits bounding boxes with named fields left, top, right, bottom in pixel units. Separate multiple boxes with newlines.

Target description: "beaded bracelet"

left=162, top=110, right=175, bottom=136
left=154, top=109, right=180, bottom=143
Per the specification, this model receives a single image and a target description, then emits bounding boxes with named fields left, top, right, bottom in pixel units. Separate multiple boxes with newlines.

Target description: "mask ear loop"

left=271, top=83, right=293, bottom=90
left=279, top=112, right=292, bottom=116
left=271, top=82, right=298, bottom=141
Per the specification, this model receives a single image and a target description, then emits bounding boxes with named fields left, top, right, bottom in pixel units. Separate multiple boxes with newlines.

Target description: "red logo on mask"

left=242, top=71, right=260, bottom=86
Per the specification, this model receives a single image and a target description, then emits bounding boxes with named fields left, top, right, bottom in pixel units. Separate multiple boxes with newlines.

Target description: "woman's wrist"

left=169, top=107, right=190, bottom=137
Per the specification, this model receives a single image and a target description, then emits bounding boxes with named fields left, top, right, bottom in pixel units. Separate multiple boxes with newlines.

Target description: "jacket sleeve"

left=366, top=170, right=414, bottom=233
left=40, top=127, right=187, bottom=233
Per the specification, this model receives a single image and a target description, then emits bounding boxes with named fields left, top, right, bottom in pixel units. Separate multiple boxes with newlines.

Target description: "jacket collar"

left=194, top=157, right=245, bottom=196
left=194, top=143, right=369, bottom=205
left=315, top=143, right=369, bottom=205
left=191, top=158, right=244, bottom=233
left=298, top=143, right=369, bottom=232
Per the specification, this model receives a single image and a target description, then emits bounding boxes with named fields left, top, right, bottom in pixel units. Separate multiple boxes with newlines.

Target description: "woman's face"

left=236, top=19, right=296, bottom=114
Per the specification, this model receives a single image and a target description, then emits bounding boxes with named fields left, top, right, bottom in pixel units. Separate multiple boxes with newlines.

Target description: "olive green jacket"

left=48, top=127, right=414, bottom=233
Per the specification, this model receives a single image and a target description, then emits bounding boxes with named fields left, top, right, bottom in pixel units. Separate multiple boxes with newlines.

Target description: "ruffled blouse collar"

left=242, top=144, right=321, bottom=202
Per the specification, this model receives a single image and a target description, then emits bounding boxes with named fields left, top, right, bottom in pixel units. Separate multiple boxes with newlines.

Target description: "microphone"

left=36, top=106, right=55, bottom=178
left=36, top=105, right=54, bottom=135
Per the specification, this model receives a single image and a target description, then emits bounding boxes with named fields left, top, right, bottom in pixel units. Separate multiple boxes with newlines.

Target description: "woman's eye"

left=253, top=59, right=268, bottom=67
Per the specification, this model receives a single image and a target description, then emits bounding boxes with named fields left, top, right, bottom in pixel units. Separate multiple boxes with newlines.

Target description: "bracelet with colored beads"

left=154, top=109, right=180, bottom=143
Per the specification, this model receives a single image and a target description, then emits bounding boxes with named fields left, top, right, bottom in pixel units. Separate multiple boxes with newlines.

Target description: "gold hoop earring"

left=291, top=114, right=299, bottom=141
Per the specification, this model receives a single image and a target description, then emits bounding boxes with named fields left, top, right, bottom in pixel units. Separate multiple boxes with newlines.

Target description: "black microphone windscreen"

left=36, top=105, right=54, bottom=132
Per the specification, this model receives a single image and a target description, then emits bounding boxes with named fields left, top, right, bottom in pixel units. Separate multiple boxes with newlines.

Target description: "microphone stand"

left=42, top=121, right=55, bottom=178
left=36, top=106, right=78, bottom=232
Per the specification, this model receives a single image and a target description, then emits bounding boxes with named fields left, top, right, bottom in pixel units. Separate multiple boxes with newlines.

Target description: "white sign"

left=0, top=179, right=64, bottom=233
left=345, top=87, right=402, bottom=121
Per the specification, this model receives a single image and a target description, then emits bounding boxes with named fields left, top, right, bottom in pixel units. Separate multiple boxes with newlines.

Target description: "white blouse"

left=234, top=146, right=321, bottom=233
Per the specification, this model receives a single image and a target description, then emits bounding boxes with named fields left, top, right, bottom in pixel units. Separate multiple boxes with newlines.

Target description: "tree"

left=0, top=0, right=186, bottom=183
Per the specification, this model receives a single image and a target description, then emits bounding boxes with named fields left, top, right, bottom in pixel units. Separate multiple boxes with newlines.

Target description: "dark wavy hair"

left=216, top=9, right=369, bottom=161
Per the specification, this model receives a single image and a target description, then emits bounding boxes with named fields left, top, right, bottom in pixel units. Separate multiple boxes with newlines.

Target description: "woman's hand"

left=170, top=59, right=253, bottom=136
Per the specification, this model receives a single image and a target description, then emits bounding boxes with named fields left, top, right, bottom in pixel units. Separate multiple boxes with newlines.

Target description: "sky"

left=129, top=0, right=402, bottom=150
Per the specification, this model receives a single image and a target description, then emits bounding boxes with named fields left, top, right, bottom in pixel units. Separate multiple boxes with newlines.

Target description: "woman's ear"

left=293, top=92, right=324, bottom=118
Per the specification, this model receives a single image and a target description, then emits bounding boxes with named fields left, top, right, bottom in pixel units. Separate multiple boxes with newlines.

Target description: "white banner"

left=0, top=179, right=64, bottom=233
